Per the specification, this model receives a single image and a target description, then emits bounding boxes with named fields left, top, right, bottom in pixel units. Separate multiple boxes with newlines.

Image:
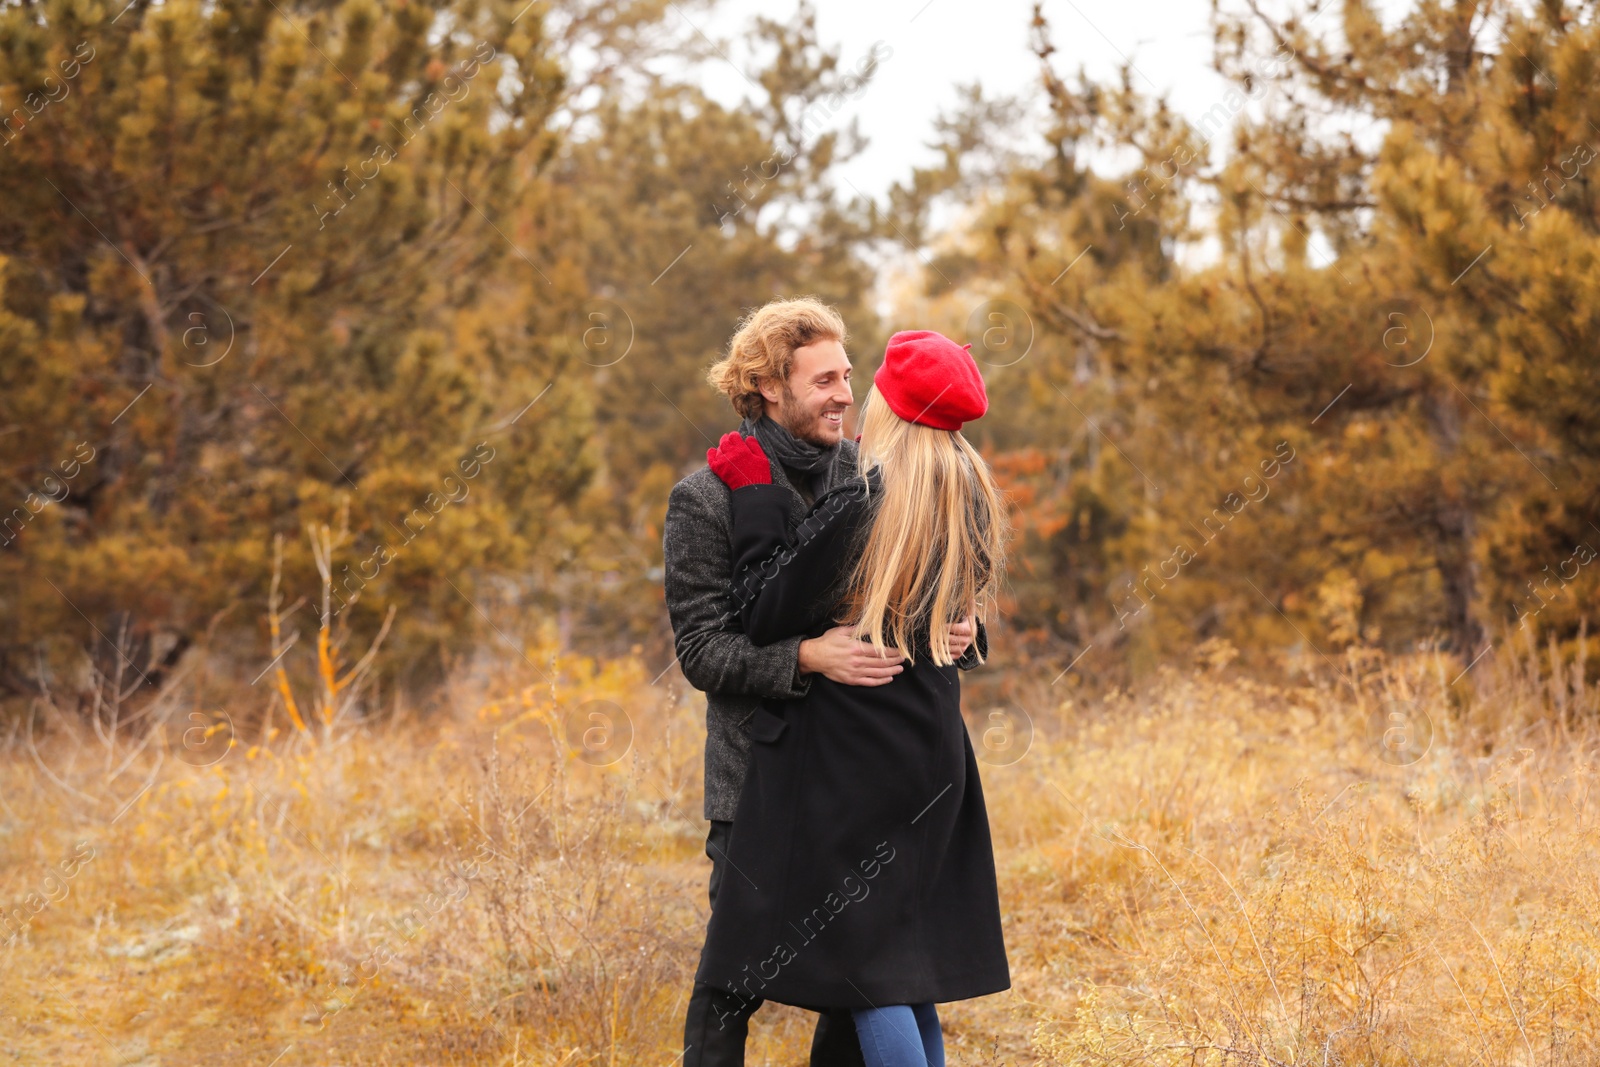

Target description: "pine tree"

left=895, top=0, right=1599, bottom=675
left=0, top=0, right=584, bottom=701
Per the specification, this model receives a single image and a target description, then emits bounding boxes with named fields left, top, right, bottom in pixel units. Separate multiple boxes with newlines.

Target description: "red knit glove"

left=706, top=432, right=772, bottom=490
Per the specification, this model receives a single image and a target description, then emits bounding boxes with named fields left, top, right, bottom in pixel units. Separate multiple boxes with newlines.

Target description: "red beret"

left=874, top=330, right=989, bottom=431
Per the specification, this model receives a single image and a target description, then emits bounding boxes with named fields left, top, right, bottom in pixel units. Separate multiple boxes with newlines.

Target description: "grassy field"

left=1, top=630, right=1595, bottom=1066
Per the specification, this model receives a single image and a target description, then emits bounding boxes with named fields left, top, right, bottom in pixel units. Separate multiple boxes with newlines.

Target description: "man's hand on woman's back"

left=798, top=616, right=976, bottom=685
left=946, top=616, right=976, bottom=660
left=798, top=625, right=905, bottom=686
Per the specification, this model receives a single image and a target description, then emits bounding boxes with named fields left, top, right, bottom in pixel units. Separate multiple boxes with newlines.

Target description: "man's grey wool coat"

left=662, top=437, right=985, bottom=821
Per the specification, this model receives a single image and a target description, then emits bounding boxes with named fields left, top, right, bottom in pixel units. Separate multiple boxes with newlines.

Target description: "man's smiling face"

left=764, top=339, right=854, bottom=447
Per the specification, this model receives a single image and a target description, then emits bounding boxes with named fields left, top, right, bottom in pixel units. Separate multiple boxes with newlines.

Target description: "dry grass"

left=1, top=626, right=1596, bottom=1066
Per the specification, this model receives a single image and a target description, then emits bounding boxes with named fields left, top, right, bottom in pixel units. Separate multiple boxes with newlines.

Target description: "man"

left=662, top=297, right=983, bottom=1067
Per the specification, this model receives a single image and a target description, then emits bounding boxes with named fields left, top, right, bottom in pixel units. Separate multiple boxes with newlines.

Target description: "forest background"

left=1, top=0, right=1596, bottom=710
left=3, top=0, right=1600, bottom=1063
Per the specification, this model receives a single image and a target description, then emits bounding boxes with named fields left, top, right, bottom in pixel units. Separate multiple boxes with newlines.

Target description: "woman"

left=695, top=329, right=1010, bottom=1067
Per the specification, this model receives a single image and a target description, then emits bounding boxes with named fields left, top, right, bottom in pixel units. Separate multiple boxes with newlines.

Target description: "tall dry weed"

left=2, top=624, right=1596, bottom=1065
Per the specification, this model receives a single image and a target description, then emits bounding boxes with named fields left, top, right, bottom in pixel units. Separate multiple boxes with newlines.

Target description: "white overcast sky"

left=681, top=0, right=1425, bottom=199
left=692, top=0, right=1254, bottom=198
left=666, top=0, right=1426, bottom=283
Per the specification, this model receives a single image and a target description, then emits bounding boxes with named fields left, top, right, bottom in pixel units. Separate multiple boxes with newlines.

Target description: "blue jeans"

left=851, top=1003, right=943, bottom=1067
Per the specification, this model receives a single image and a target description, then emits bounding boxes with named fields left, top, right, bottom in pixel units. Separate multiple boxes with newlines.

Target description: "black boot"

left=810, top=1008, right=868, bottom=1067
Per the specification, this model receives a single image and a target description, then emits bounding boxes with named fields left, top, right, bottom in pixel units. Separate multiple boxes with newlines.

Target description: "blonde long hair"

left=843, top=385, right=1007, bottom=666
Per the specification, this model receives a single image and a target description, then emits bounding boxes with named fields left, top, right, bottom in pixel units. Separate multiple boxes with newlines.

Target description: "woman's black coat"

left=693, top=472, right=1010, bottom=1010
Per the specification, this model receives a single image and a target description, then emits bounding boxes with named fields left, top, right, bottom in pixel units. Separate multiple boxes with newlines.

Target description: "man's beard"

left=775, top=387, right=839, bottom=447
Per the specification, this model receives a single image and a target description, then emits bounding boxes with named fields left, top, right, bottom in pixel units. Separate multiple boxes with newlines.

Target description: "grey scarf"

left=739, top=414, right=841, bottom=497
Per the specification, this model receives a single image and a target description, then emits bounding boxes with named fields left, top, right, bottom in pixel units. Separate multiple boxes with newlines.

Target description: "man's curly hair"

left=707, top=297, right=848, bottom=420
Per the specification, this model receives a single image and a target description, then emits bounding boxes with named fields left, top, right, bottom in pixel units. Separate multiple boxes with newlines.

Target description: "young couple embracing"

left=663, top=297, right=1010, bottom=1067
